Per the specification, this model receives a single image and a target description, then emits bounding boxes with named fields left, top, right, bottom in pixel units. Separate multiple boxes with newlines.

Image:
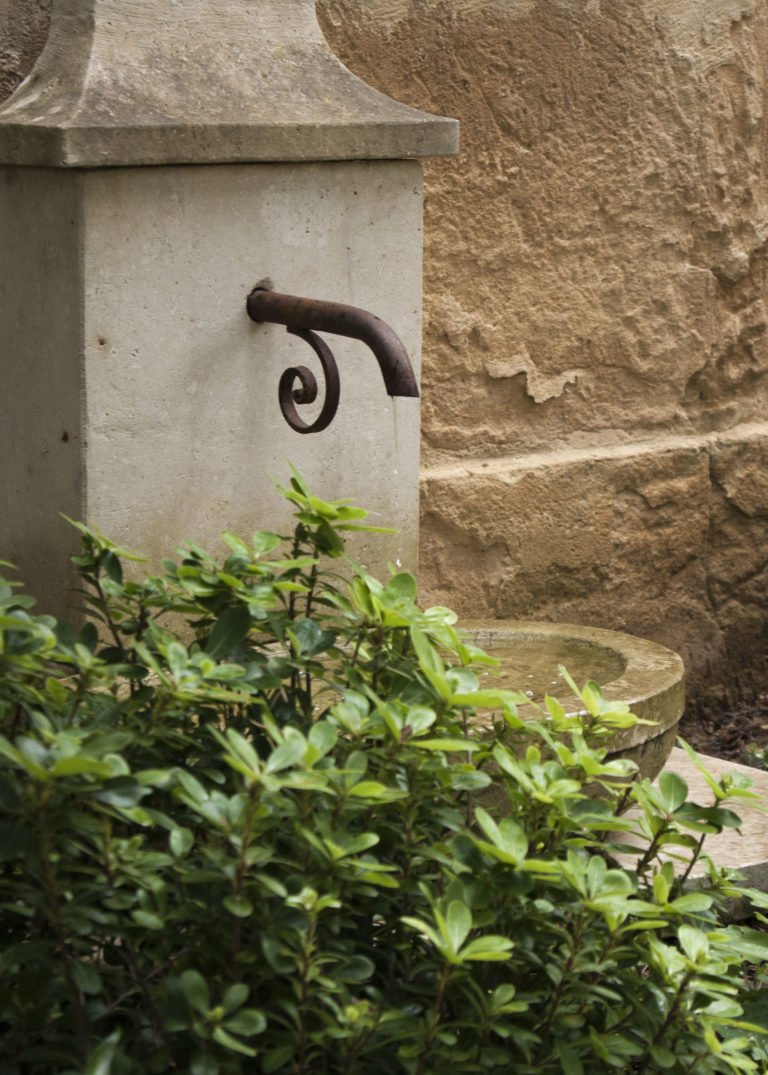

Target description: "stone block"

left=420, top=427, right=768, bottom=703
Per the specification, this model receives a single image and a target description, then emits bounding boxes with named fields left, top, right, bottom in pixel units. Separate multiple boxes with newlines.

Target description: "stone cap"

left=0, top=0, right=458, bottom=167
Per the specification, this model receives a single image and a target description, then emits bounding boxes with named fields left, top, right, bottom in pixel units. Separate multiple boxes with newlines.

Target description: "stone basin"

left=461, top=620, right=686, bottom=781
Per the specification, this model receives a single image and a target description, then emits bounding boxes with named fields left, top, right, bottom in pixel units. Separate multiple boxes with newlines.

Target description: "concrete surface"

left=0, top=161, right=426, bottom=618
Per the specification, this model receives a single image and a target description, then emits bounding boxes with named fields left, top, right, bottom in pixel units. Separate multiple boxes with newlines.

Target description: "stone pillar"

left=0, top=0, right=458, bottom=617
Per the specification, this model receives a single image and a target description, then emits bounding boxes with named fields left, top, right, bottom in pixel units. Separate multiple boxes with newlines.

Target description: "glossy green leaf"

left=458, top=937, right=514, bottom=960
left=167, top=638, right=190, bottom=672
left=224, top=1009, right=267, bottom=1036
left=679, top=925, right=708, bottom=962
left=474, top=807, right=528, bottom=865
left=223, top=894, right=253, bottom=918
left=336, top=955, right=375, bottom=983
left=556, top=1041, right=584, bottom=1075
left=190, top=1055, right=219, bottom=1075
left=648, top=1044, right=676, bottom=1068
left=181, top=969, right=211, bottom=1014
left=93, top=777, right=148, bottom=808
left=265, top=728, right=306, bottom=773
left=263, top=1046, right=296, bottom=1073
left=211, top=1026, right=257, bottom=1056
left=72, top=960, right=103, bottom=995
left=658, top=770, right=688, bottom=813
left=0, top=821, right=28, bottom=860
left=444, top=900, right=472, bottom=953
left=84, top=1034, right=120, bottom=1075
left=412, top=738, right=480, bottom=752
left=221, top=983, right=249, bottom=1015
left=206, top=605, right=251, bottom=659
left=289, top=618, right=335, bottom=657
left=252, top=530, right=281, bottom=556
left=51, top=755, right=113, bottom=778
left=308, top=720, right=337, bottom=759
left=132, top=909, right=164, bottom=931
left=347, top=780, right=404, bottom=799
left=382, top=572, right=418, bottom=606
left=170, top=827, right=194, bottom=858
left=410, top=625, right=446, bottom=680
left=451, top=689, right=528, bottom=708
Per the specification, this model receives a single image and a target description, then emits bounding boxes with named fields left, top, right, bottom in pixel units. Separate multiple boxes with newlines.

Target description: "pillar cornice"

left=0, top=0, right=458, bottom=166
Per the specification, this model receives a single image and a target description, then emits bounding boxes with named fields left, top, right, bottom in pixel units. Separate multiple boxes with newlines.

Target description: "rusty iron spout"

left=246, top=288, right=419, bottom=399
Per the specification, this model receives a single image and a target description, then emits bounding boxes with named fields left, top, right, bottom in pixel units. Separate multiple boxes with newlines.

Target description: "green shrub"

left=744, top=744, right=768, bottom=773
left=1, top=471, right=768, bottom=1073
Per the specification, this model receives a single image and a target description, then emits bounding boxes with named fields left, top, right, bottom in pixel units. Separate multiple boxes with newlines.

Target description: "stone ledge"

left=420, top=420, right=768, bottom=483
left=0, top=118, right=456, bottom=168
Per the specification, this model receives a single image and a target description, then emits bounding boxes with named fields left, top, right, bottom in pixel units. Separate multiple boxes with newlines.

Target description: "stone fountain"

left=0, top=0, right=686, bottom=783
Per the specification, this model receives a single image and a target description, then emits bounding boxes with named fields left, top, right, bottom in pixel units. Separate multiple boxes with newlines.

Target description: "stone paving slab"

left=661, top=748, right=768, bottom=886
left=615, top=748, right=768, bottom=913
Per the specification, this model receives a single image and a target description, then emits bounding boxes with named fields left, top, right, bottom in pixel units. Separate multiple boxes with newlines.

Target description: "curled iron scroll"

left=279, top=327, right=340, bottom=434
left=246, top=287, right=419, bottom=435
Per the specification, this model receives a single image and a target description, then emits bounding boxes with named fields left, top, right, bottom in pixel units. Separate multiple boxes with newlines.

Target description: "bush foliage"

left=1, top=471, right=768, bottom=1073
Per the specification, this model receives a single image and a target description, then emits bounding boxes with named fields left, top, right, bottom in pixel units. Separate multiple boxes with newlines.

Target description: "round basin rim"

left=459, top=618, right=685, bottom=705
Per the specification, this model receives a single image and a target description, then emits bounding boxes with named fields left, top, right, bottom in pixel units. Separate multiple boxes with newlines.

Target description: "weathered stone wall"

left=316, top=0, right=768, bottom=706
left=4, top=0, right=768, bottom=705
left=0, top=0, right=50, bottom=101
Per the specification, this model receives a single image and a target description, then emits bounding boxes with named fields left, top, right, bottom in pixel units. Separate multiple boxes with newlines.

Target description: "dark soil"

left=680, top=691, right=768, bottom=767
